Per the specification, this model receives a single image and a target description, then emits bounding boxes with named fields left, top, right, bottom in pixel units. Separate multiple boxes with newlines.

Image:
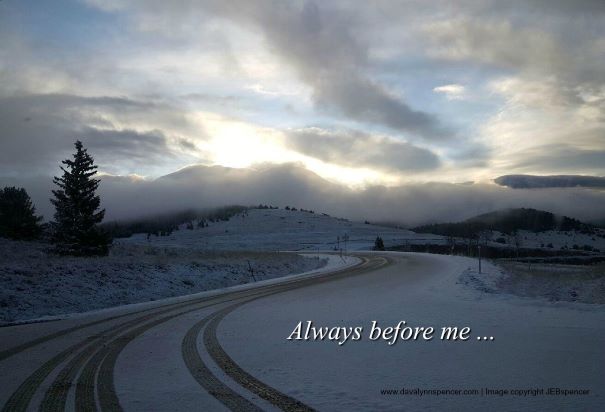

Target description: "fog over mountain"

left=4, top=164, right=605, bottom=228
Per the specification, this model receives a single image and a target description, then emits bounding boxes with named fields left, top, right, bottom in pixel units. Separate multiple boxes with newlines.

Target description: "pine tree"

left=0, top=186, right=43, bottom=240
left=50, top=140, right=111, bottom=255
left=373, top=236, right=385, bottom=251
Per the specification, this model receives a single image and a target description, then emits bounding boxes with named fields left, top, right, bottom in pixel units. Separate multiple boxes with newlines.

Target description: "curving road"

left=1, top=252, right=604, bottom=411
left=0, top=254, right=385, bottom=411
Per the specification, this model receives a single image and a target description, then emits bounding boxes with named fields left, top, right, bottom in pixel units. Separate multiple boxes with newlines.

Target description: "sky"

left=1, top=1, right=604, bottom=223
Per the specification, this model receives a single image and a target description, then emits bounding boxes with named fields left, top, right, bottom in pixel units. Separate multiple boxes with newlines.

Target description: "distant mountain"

left=156, top=163, right=346, bottom=197
left=495, top=174, right=605, bottom=189
left=158, top=164, right=251, bottom=182
left=413, top=208, right=595, bottom=237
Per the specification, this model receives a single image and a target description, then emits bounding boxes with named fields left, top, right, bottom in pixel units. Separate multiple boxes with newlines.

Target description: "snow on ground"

left=509, top=229, right=605, bottom=252
left=0, top=239, right=327, bottom=324
left=0, top=208, right=434, bottom=324
left=6, top=205, right=602, bottom=325
left=3, top=207, right=425, bottom=324
left=120, top=208, right=442, bottom=251
left=217, top=252, right=605, bottom=411
left=460, top=260, right=605, bottom=305
left=473, top=229, right=605, bottom=253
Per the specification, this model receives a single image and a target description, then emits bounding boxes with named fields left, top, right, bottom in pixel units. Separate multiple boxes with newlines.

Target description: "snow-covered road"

left=219, top=252, right=605, bottom=411
left=1, top=252, right=603, bottom=411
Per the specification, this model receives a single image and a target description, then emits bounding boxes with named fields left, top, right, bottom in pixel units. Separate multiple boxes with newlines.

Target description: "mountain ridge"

left=413, top=207, right=597, bottom=237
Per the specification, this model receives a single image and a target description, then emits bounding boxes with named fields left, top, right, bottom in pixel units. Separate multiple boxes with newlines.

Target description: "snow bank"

left=0, top=239, right=328, bottom=324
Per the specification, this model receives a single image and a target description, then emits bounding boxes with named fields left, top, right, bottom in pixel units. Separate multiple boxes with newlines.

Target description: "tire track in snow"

left=42, top=295, right=235, bottom=412
left=6, top=294, right=229, bottom=412
left=89, top=257, right=380, bottom=411
left=72, top=293, right=270, bottom=411
left=0, top=253, right=359, bottom=362
left=0, top=291, right=229, bottom=363
left=2, top=255, right=381, bottom=411
left=203, top=302, right=314, bottom=412
left=182, top=298, right=266, bottom=412
left=184, top=256, right=390, bottom=411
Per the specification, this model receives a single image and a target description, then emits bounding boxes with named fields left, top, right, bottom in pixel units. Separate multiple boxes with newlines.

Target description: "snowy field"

left=460, top=260, right=605, bottom=304
left=493, top=261, right=605, bottom=304
left=447, top=228, right=605, bottom=304
left=510, top=229, right=605, bottom=251
left=482, top=229, right=605, bottom=252
left=120, top=208, right=442, bottom=251
left=0, top=239, right=327, bottom=324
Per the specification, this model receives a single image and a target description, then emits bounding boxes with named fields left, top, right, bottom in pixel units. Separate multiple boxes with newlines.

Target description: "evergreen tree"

left=0, top=186, right=43, bottom=240
left=50, top=140, right=111, bottom=255
left=373, top=236, right=385, bottom=251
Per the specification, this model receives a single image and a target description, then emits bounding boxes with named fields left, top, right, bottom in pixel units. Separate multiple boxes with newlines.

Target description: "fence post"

left=478, top=245, right=482, bottom=274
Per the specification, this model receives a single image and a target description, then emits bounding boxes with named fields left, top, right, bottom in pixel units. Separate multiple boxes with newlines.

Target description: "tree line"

left=413, top=208, right=596, bottom=239
left=0, top=141, right=110, bottom=256
left=101, top=205, right=250, bottom=239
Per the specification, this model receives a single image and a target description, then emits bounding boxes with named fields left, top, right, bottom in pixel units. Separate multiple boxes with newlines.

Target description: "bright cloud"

left=0, top=0, right=604, bottom=215
left=433, top=84, right=467, bottom=100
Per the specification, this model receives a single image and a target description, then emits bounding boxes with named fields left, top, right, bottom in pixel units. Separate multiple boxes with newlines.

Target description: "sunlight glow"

left=203, top=113, right=293, bottom=168
left=199, top=113, right=399, bottom=188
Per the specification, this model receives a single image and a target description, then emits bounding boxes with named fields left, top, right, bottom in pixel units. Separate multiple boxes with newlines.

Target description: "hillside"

left=102, top=205, right=250, bottom=238
left=119, top=207, right=433, bottom=251
left=413, top=208, right=595, bottom=238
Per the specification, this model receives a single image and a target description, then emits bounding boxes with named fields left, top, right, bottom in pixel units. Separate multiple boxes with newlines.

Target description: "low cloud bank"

left=3, top=164, right=605, bottom=227
left=495, top=174, right=605, bottom=189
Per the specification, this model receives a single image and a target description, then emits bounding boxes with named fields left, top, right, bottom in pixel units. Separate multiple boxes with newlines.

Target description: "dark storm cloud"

left=0, top=94, right=192, bottom=175
left=80, top=127, right=170, bottom=160
left=312, top=74, right=448, bottom=139
left=286, top=128, right=441, bottom=172
left=495, top=175, right=605, bottom=189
